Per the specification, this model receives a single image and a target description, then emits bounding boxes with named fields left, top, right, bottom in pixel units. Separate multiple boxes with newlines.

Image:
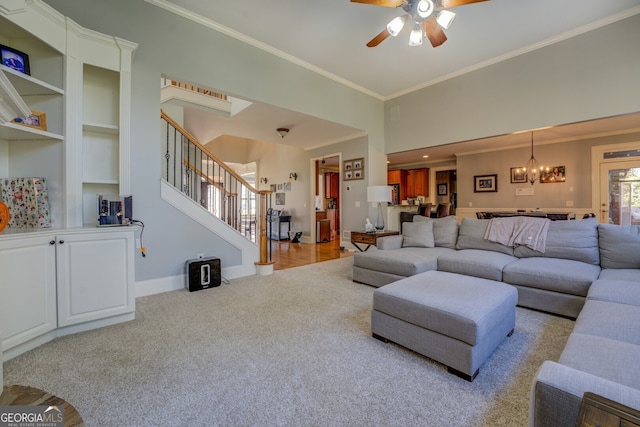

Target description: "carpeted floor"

left=3, top=258, right=574, bottom=426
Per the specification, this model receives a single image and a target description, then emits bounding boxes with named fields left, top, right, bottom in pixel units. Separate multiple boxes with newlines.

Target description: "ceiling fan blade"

left=351, top=0, right=403, bottom=6
left=423, top=17, right=447, bottom=47
left=440, top=0, right=489, bottom=8
left=366, top=28, right=391, bottom=47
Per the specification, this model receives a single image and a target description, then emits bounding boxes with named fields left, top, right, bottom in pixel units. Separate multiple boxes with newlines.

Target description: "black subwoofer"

left=185, top=257, right=221, bottom=292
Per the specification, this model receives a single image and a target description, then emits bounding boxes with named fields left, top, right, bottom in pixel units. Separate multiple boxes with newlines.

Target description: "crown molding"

left=386, top=6, right=640, bottom=100
left=144, top=0, right=384, bottom=101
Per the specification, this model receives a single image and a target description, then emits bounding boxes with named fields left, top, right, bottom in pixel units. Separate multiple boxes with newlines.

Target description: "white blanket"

left=484, top=216, right=551, bottom=253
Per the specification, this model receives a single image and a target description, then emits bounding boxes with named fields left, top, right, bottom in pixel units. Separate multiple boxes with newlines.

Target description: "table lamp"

left=367, top=185, right=392, bottom=231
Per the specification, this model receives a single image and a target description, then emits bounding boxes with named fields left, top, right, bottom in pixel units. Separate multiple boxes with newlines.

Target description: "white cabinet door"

left=56, top=230, right=135, bottom=327
left=0, top=235, right=57, bottom=352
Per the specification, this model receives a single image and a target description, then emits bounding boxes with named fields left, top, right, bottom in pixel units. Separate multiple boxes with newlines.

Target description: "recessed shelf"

left=83, top=179, right=119, bottom=185
left=0, top=122, right=63, bottom=141
left=0, top=65, right=64, bottom=96
left=83, top=122, right=119, bottom=134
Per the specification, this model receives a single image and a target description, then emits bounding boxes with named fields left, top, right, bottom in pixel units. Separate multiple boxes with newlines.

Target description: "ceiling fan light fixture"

left=387, top=15, right=408, bottom=36
left=436, top=10, right=456, bottom=29
left=408, top=22, right=423, bottom=46
left=416, top=0, right=434, bottom=18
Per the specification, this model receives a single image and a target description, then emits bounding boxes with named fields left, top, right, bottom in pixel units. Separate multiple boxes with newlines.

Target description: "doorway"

left=312, top=155, right=341, bottom=244
left=599, top=161, right=640, bottom=225
left=431, top=166, right=457, bottom=215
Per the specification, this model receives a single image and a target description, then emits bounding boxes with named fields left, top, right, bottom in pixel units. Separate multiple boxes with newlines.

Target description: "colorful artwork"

left=0, top=177, right=51, bottom=228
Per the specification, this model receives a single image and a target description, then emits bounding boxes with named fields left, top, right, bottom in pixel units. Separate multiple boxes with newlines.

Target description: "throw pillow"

left=413, top=215, right=459, bottom=248
left=598, top=223, right=640, bottom=269
left=402, top=220, right=435, bottom=248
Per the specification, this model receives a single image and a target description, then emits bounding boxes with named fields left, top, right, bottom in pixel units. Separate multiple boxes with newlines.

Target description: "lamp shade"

left=367, top=186, right=392, bottom=203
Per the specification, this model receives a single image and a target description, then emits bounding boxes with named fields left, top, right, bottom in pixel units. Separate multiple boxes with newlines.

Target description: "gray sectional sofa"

left=351, top=216, right=640, bottom=426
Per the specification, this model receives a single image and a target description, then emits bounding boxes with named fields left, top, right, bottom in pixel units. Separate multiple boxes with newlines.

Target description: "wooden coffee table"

left=350, top=230, right=399, bottom=252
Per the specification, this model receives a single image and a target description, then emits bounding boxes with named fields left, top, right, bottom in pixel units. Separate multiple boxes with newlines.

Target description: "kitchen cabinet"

left=0, top=228, right=135, bottom=361
left=407, top=168, right=429, bottom=198
left=316, top=209, right=338, bottom=241
left=325, top=172, right=339, bottom=199
left=388, top=170, right=407, bottom=201
left=388, top=168, right=428, bottom=200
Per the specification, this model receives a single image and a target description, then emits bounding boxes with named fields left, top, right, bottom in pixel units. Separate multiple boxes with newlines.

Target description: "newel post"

left=254, top=190, right=274, bottom=275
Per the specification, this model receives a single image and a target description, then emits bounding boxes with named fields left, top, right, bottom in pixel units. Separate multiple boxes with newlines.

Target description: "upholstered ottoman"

left=371, top=270, right=517, bottom=381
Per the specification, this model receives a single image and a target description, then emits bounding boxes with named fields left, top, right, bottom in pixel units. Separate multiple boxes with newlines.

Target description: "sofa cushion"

left=412, top=215, right=459, bottom=249
left=588, top=279, right=640, bottom=307
left=598, top=224, right=640, bottom=269
left=402, top=220, right=435, bottom=248
left=597, top=268, right=640, bottom=282
left=573, top=300, right=640, bottom=346
left=353, top=247, right=453, bottom=277
left=376, top=234, right=403, bottom=250
left=559, top=333, right=640, bottom=390
left=437, top=249, right=518, bottom=281
left=455, top=218, right=514, bottom=256
left=513, top=218, right=600, bottom=265
left=502, top=257, right=601, bottom=297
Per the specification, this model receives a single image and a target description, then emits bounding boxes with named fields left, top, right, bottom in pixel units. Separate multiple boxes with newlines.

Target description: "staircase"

left=161, top=110, right=273, bottom=273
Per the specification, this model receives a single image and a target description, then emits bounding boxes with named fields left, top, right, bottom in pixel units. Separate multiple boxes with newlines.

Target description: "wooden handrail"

left=161, top=110, right=256, bottom=192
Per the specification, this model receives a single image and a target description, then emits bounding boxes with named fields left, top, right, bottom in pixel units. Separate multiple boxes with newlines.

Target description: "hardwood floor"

left=270, top=238, right=353, bottom=270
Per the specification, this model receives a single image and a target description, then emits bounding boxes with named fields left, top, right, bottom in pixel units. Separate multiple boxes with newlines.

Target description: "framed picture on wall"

left=344, top=157, right=364, bottom=181
left=438, top=183, right=448, bottom=196
left=540, top=166, right=566, bottom=183
left=510, top=167, right=527, bottom=183
left=474, top=174, right=498, bottom=193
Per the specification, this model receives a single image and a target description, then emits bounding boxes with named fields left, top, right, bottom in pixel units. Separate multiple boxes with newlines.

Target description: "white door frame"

left=309, top=153, right=341, bottom=244
left=591, top=141, right=640, bottom=223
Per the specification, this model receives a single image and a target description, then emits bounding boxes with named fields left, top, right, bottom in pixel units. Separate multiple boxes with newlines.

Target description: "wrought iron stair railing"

left=161, top=110, right=272, bottom=266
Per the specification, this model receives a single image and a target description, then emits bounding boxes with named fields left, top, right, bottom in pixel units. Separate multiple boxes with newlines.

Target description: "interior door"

left=599, top=160, right=640, bottom=225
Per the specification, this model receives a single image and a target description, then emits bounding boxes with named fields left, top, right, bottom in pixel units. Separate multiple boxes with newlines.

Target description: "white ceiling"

left=154, top=0, right=640, bottom=165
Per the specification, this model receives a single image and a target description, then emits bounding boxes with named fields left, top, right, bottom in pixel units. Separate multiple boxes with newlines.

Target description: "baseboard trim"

left=135, top=263, right=252, bottom=298
left=136, top=274, right=184, bottom=298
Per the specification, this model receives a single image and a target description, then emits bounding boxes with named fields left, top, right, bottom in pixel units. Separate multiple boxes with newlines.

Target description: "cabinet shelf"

left=1, top=65, right=64, bottom=96
left=83, top=179, right=119, bottom=185
left=83, top=122, right=119, bottom=134
left=0, top=122, right=63, bottom=141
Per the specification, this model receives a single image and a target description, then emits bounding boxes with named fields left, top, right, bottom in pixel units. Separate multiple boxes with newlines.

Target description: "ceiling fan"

left=352, top=0, right=490, bottom=48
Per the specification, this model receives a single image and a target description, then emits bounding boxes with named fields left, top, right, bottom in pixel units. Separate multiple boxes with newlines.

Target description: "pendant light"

left=525, top=131, right=541, bottom=185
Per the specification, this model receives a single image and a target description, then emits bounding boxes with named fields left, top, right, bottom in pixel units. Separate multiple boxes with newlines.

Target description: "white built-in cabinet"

left=0, top=234, right=57, bottom=356
left=56, top=230, right=135, bottom=328
left=0, top=229, right=135, bottom=360
left=0, top=0, right=138, bottom=361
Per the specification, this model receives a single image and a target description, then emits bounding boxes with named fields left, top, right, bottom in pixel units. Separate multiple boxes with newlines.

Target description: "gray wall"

left=385, top=14, right=640, bottom=153
left=458, top=132, right=640, bottom=210
left=46, top=0, right=385, bottom=282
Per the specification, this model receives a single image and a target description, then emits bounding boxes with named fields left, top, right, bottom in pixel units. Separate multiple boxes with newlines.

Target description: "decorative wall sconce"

left=289, top=172, right=298, bottom=181
left=259, top=177, right=268, bottom=184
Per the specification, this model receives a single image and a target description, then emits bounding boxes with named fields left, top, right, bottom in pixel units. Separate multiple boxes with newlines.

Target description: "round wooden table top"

left=0, top=385, right=85, bottom=426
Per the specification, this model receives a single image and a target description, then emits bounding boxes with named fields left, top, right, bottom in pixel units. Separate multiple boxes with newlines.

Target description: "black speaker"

left=185, top=257, right=221, bottom=292
left=123, top=195, right=133, bottom=222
